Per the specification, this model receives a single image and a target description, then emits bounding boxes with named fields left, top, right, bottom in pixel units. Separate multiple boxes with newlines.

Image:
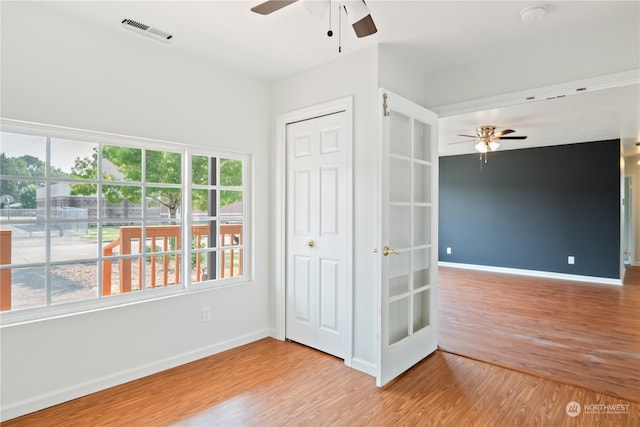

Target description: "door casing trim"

left=274, top=97, right=354, bottom=367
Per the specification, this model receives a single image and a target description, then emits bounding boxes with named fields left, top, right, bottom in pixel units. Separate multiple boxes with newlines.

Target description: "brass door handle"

left=374, top=246, right=400, bottom=256
left=383, top=245, right=399, bottom=256
left=304, top=240, right=315, bottom=248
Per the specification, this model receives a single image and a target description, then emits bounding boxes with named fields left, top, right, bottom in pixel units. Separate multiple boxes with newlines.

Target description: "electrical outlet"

left=446, top=247, right=452, bottom=255
left=202, top=306, right=212, bottom=322
left=568, top=256, right=575, bottom=265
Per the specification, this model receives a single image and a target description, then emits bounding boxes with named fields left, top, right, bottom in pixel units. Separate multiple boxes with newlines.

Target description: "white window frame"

left=0, top=119, right=252, bottom=325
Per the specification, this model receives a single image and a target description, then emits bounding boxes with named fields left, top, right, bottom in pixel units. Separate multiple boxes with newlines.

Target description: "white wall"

left=271, top=46, right=379, bottom=372
left=0, top=2, right=272, bottom=420
left=378, top=44, right=425, bottom=107
left=271, top=44, right=429, bottom=374
left=423, top=16, right=640, bottom=107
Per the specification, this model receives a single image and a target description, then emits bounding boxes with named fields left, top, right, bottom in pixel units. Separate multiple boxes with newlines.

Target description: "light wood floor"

left=4, top=268, right=640, bottom=426
left=439, top=266, right=640, bottom=403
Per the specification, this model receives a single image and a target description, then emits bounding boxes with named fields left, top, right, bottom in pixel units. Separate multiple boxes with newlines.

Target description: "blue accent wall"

left=439, top=140, right=621, bottom=279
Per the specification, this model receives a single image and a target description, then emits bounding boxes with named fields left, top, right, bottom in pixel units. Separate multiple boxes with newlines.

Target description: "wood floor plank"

left=4, top=338, right=639, bottom=426
left=438, top=266, right=640, bottom=403
left=4, top=267, right=640, bottom=426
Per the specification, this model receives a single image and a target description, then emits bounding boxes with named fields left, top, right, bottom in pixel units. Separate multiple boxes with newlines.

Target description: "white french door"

left=285, top=111, right=349, bottom=359
left=376, top=89, right=439, bottom=386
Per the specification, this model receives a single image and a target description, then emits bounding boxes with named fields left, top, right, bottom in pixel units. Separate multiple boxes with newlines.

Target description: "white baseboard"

left=1, top=329, right=272, bottom=422
left=351, top=357, right=376, bottom=378
left=438, top=262, right=622, bottom=286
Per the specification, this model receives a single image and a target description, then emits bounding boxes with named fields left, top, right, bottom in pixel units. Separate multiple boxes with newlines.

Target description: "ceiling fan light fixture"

left=489, top=141, right=500, bottom=151
left=475, top=142, right=488, bottom=153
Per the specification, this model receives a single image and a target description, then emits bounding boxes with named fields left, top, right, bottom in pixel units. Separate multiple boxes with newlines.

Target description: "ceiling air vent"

left=121, top=19, right=173, bottom=43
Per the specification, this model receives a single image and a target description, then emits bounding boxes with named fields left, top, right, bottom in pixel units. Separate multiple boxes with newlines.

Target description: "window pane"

left=0, top=178, right=43, bottom=215
left=220, top=158, right=242, bottom=186
left=103, top=184, right=142, bottom=220
left=145, top=150, right=181, bottom=184
left=104, top=257, right=142, bottom=295
left=192, top=189, right=215, bottom=217
left=102, top=145, right=142, bottom=182
left=192, top=155, right=212, bottom=186
left=220, top=222, right=242, bottom=279
left=52, top=138, right=98, bottom=177
left=3, top=223, right=46, bottom=264
left=0, top=132, right=47, bottom=178
left=146, top=187, right=181, bottom=220
left=191, top=250, right=215, bottom=283
left=7, top=266, right=46, bottom=310
left=220, top=248, right=242, bottom=278
left=50, top=262, right=98, bottom=305
left=220, top=190, right=242, bottom=216
left=50, top=221, right=94, bottom=262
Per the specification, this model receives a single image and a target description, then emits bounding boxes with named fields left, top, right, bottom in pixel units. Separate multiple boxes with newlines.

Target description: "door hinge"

left=383, top=93, right=390, bottom=117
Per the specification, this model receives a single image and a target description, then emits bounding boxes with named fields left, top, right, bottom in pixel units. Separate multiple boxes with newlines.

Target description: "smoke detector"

left=520, top=6, right=546, bottom=23
left=121, top=19, right=173, bottom=43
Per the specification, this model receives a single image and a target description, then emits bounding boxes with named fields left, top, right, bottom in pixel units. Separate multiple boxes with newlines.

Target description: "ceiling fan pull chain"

left=327, top=0, right=334, bottom=37
left=339, top=3, right=343, bottom=52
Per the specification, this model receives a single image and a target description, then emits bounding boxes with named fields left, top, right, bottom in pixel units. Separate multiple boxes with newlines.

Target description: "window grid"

left=0, top=127, right=249, bottom=317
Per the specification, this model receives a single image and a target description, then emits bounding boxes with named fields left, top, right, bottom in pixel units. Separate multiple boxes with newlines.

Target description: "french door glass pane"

left=413, top=206, right=430, bottom=246
left=389, top=111, right=411, bottom=157
left=412, top=247, right=431, bottom=289
left=389, top=297, right=410, bottom=345
left=414, top=120, right=431, bottom=162
left=413, top=163, right=430, bottom=203
left=390, top=158, right=411, bottom=202
left=413, top=289, right=431, bottom=332
left=389, top=250, right=410, bottom=297
left=389, top=205, right=410, bottom=249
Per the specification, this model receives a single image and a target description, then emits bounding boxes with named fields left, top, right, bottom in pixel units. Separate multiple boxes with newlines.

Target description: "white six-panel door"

left=286, top=111, right=348, bottom=358
left=377, top=89, right=439, bottom=386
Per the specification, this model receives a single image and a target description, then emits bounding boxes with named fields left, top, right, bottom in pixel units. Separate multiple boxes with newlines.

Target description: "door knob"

left=382, top=245, right=399, bottom=256
left=374, top=246, right=400, bottom=256
left=304, top=240, right=315, bottom=248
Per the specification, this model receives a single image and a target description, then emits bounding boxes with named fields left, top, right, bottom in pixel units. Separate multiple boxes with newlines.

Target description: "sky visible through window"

left=1, top=132, right=95, bottom=173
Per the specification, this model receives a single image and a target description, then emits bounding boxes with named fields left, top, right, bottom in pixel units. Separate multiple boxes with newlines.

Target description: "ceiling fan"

left=455, top=125, right=528, bottom=166
left=251, top=0, right=377, bottom=38
left=457, top=125, right=528, bottom=153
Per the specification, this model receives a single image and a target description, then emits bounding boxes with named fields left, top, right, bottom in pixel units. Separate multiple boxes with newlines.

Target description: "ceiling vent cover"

left=121, top=19, right=173, bottom=43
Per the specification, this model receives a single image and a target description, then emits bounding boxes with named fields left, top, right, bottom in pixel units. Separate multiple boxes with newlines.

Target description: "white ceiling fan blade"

left=343, top=1, right=377, bottom=37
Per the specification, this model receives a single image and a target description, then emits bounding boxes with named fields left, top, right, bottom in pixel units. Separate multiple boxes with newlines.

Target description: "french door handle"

left=374, top=246, right=400, bottom=256
left=383, top=245, right=399, bottom=256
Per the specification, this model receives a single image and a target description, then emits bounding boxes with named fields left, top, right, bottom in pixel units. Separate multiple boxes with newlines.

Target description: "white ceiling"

left=36, top=1, right=640, bottom=156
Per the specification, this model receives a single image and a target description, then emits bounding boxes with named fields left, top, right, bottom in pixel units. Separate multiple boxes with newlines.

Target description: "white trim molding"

left=274, top=96, right=354, bottom=366
left=438, top=262, right=623, bottom=286
left=0, top=329, right=272, bottom=422
left=432, top=69, right=640, bottom=117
